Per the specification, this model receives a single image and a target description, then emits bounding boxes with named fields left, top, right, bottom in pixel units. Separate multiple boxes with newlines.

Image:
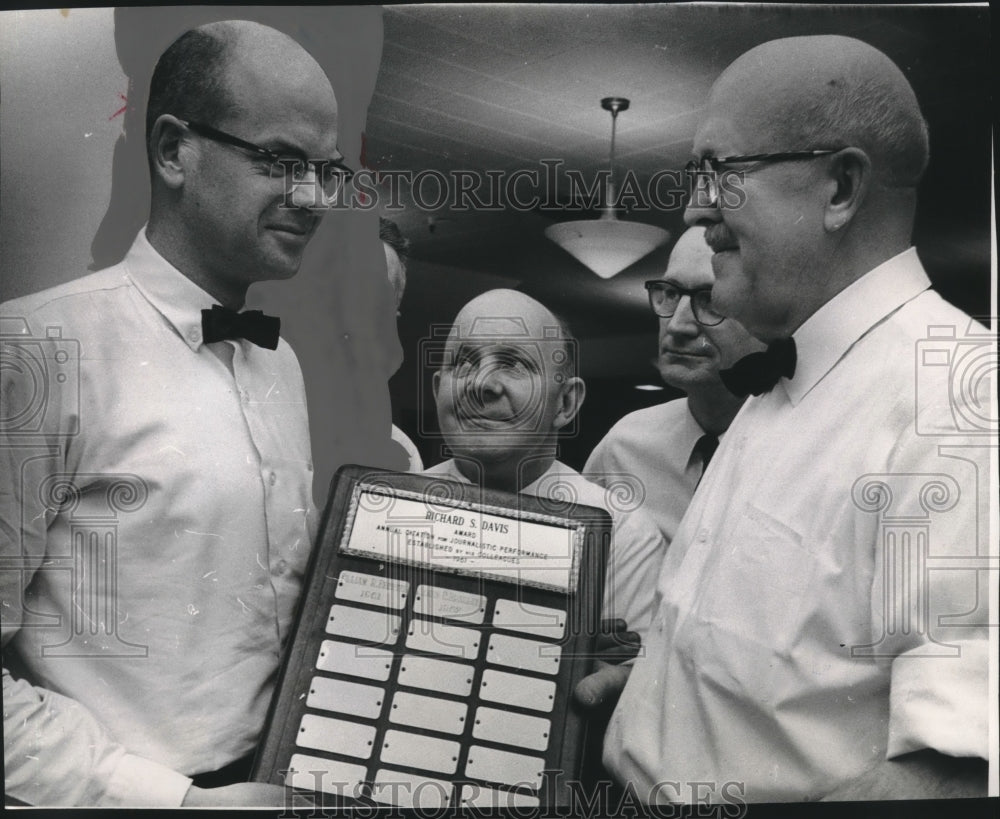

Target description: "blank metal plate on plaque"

left=315, top=640, right=393, bottom=681
left=492, top=599, right=566, bottom=640
left=397, top=655, right=474, bottom=696
left=296, top=714, right=377, bottom=758
left=380, top=729, right=461, bottom=775
left=372, top=769, right=452, bottom=809
left=286, top=753, right=367, bottom=796
left=389, top=691, right=468, bottom=735
left=326, top=604, right=401, bottom=644
left=473, top=706, right=551, bottom=752
left=486, top=633, right=562, bottom=675
left=306, top=676, right=384, bottom=719
left=479, top=668, right=556, bottom=713
left=465, top=744, right=546, bottom=788
left=459, top=784, right=540, bottom=809
left=405, top=619, right=481, bottom=659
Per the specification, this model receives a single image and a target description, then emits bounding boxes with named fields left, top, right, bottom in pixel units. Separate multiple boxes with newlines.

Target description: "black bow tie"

left=201, top=305, right=280, bottom=350
left=720, top=337, right=797, bottom=397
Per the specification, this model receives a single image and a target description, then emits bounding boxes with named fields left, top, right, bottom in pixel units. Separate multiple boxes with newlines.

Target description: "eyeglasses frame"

left=644, top=279, right=725, bottom=327
left=178, top=119, right=354, bottom=190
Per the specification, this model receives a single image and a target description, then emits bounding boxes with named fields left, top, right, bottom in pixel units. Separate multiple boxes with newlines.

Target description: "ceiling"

left=369, top=3, right=992, bottom=462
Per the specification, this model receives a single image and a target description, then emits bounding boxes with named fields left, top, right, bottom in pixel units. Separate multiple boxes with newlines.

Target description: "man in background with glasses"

left=583, top=226, right=764, bottom=547
left=2, top=21, right=342, bottom=807
left=591, top=35, right=990, bottom=802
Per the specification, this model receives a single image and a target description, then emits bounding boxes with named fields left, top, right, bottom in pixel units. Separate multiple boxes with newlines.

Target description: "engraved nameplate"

left=335, top=571, right=409, bottom=610
left=414, top=585, right=487, bottom=624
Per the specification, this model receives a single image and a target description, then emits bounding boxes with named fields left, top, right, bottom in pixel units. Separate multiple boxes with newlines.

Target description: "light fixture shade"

left=545, top=218, right=670, bottom=278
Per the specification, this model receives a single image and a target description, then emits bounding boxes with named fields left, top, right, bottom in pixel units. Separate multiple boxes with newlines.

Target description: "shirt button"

left=698, top=528, right=709, bottom=542
left=187, top=327, right=201, bottom=343
left=276, top=559, right=288, bottom=574
left=269, top=472, right=277, bottom=486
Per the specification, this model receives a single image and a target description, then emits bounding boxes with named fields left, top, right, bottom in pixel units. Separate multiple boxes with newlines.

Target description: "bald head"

left=433, top=290, right=584, bottom=488
left=451, top=289, right=563, bottom=343
left=665, top=225, right=715, bottom=281
left=710, top=35, right=928, bottom=188
left=146, top=21, right=337, bottom=165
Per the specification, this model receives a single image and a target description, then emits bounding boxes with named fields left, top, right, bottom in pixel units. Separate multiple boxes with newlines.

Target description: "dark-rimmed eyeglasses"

left=685, top=148, right=844, bottom=208
left=644, top=280, right=724, bottom=326
left=180, top=119, right=353, bottom=194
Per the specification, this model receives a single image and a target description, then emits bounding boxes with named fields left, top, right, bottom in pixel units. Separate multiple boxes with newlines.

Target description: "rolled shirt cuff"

left=103, top=753, right=194, bottom=807
left=887, top=638, right=988, bottom=760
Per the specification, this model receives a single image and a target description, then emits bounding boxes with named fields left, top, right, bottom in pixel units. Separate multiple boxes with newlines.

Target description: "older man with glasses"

left=584, top=226, right=765, bottom=547
left=584, top=35, right=991, bottom=803
left=1, top=21, right=342, bottom=807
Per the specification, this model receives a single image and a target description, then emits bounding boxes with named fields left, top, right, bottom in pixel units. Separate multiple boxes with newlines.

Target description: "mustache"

left=704, top=223, right=737, bottom=252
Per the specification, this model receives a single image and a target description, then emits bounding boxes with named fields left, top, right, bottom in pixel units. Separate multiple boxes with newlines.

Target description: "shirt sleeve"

left=601, top=508, right=668, bottom=638
left=0, top=310, right=192, bottom=806
left=879, top=388, right=992, bottom=761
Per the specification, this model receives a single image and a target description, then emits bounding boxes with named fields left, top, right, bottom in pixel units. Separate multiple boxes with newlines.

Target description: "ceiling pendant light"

left=544, top=97, right=670, bottom=278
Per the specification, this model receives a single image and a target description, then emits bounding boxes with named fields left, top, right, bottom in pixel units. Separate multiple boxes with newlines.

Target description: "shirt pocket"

left=675, top=503, right=819, bottom=700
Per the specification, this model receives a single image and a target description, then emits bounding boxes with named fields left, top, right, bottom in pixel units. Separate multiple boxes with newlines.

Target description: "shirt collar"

left=122, top=227, right=220, bottom=353
left=783, top=247, right=931, bottom=406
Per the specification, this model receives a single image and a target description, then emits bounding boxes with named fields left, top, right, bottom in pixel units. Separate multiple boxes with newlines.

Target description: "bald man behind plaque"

left=424, top=289, right=665, bottom=640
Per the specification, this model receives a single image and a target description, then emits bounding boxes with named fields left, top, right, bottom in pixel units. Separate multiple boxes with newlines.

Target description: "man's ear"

left=149, top=114, right=190, bottom=190
left=552, top=376, right=585, bottom=431
left=431, top=370, right=442, bottom=403
left=824, top=147, right=871, bottom=233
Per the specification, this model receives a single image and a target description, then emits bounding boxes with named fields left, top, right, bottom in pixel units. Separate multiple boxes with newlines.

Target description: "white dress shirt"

left=603, top=249, right=993, bottom=802
left=1, top=230, right=316, bottom=806
left=422, top=459, right=667, bottom=638
left=584, top=398, right=709, bottom=547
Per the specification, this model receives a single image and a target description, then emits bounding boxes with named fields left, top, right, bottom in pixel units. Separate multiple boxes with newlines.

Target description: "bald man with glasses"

left=2, top=21, right=343, bottom=807
left=586, top=35, right=991, bottom=803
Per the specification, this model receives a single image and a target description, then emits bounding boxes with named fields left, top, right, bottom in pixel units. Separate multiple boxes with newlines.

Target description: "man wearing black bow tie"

left=1, top=21, right=340, bottom=807
left=594, top=36, right=991, bottom=802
